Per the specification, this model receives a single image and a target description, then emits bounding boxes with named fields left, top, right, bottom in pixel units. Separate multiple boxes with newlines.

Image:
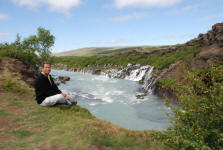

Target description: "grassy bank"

left=0, top=57, right=163, bottom=150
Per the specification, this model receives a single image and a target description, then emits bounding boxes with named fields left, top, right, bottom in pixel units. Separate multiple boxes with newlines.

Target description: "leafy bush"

left=0, top=43, right=40, bottom=69
left=161, top=65, right=223, bottom=149
left=0, top=27, right=55, bottom=69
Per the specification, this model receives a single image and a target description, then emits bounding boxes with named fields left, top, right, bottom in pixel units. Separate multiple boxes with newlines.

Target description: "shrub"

left=0, top=27, right=55, bottom=69
left=162, top=65, right=223, bottom=150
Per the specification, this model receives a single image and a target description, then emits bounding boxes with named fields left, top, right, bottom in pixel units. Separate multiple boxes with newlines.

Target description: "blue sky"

left=0, top=0, right=223, bottom=53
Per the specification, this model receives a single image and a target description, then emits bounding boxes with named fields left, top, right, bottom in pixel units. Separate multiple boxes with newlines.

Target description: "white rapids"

left=52, top=69, right=172, bottom=130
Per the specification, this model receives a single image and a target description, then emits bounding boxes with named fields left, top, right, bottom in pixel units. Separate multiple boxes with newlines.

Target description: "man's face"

left=42, top=64, right=51, bottom=75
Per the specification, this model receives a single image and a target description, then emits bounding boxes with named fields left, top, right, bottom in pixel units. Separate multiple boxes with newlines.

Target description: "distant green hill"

left=53, top=45, right=172, bottom=57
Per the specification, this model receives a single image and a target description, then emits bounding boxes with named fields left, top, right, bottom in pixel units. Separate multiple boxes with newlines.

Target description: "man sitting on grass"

left=34, top=62, right=77, bottom=108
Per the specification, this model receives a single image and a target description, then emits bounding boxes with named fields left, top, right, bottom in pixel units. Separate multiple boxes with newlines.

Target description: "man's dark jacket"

left=34, top=73, right=62, bottom=104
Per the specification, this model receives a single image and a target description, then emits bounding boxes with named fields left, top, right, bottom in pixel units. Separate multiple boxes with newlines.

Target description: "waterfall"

left=101, top=64, right=156, bottom=94
left=125, top=66, right=149, bottom=81
left=142, top=66, right=156, bottom=93
left=54, top=63, right=156, bottom=94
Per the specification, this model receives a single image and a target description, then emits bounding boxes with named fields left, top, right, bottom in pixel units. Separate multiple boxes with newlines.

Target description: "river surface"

left=52, top=70, right=172, bottom=130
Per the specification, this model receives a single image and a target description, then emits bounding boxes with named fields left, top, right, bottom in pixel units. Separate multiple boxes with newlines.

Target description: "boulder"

left=187, top=22, right=223, bottom=47
left=58, top=76, right=70, bottom=84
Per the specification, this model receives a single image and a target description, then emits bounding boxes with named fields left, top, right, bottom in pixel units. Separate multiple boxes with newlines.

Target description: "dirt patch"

left=0, top=116, right=20, bottom=130
left=0, top=59, right=5, bottom=71
left=193, top=44, right=223, bottom=69
left=30, top=125, right=44, bottom=131
left=95, top=145, right=112, bottom=150
left=2, top=57, right=38, bottom=87
left=0, top=145, right=10, bottom=150
left=0, top=134, right=15, bottom=150
left=0, top=134, right=14, bottom=144
left=34, top=143, right=66, bottom=150
left=0, top=105, right=25, bottom=130
left=117, top=148, right=131, bottom=150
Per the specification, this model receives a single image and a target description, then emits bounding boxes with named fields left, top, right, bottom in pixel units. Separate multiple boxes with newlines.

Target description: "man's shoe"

left=55, top=103, right=72, bottom=109
left=68, top=98, right=77, bottom=105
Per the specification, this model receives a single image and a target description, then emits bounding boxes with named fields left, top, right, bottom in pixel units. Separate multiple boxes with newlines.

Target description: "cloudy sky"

left=0, top=0, right=223, bottom=53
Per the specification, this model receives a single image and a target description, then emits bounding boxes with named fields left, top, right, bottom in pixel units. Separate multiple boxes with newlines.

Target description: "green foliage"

left=0, top=109, right=12, bottom=116
left=11, top=129, right=34, bottom=139
left=158, top=78, right=179, bottom=90
left=91, top=131, right=151, bottom=150
left=36, top=27, right=55, bottom=62
left=97, top=47, right=137, bottom=54
left=0, top=27, right=55, bottom=69
left=1, top=79, right=26, bottom=93
left=162, top=65, right=223, bottom=149
left=53, top=45, right=201, bottom=71
left=0, top=43, right=40, bottom=69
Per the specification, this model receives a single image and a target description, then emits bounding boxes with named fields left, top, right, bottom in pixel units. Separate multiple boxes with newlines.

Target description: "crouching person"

left=34, top=62, right=77, bottom=108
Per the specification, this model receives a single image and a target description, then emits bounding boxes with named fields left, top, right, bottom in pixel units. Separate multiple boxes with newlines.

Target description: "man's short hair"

left=42, top=62, right=51, bottom=68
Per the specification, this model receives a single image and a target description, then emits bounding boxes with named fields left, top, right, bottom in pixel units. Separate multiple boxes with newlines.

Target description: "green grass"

left=11, top=117, right=24, bottom=123
left=97, top=47, right=137, bottom=54
left=52, top=45, right=201, bottom=71
left=11, top=129, right=35, bottom=139
left=54, top=45, right=168, bottom=57
left=158, top=78, right=179, bottom=90
left=1, top=79, right=26, bottom=93
left=0, top=109, right=11, bottom=116
left=0, top=90, right=162, bottom=150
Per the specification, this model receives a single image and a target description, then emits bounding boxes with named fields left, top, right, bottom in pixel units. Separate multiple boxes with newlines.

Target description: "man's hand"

left=62, top=93, right=67, bottom=98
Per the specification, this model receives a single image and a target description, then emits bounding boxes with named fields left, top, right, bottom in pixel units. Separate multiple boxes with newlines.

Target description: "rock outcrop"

left=186, top=23, right=223, bottom=47
left=153, top=22, right=223, bottom=103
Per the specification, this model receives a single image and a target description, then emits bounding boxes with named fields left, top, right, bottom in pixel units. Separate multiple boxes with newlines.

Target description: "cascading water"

left=101, top=64, right=156, bottom=94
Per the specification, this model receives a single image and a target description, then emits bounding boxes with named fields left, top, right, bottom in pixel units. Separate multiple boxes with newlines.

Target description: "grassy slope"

left=53, top=45, right=200, bottom=72
left=0, top=57, right=163, bottom=150
left=53, top=45, right=172, bottom=57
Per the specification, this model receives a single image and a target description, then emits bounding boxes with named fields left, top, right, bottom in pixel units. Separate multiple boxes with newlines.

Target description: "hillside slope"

left=154, top=22, right=223, bottom=102
left=54, top=45, right=172, bottom=57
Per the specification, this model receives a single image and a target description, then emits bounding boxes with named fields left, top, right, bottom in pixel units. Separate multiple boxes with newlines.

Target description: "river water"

left=51, top=70, right=172, bottom=130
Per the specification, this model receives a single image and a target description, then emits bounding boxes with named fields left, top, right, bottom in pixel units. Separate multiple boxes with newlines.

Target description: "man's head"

left=42, top=62, right=51, bottom=76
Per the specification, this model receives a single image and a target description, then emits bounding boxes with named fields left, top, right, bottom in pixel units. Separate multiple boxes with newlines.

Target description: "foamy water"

left=51, top=70, right=172, bottom=130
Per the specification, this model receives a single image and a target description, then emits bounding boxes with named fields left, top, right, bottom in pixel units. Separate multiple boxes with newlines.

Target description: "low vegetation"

left=54, top=45, right=172, bottom=57
left=157, top=65, right=223, bottom=149
left=52, top=45, right=201, bottom=71
left=0, top=27, right=54, bottom=69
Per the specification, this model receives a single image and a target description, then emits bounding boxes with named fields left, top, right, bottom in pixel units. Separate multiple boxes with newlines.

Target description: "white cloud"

left=12, top=0, right=82, bottom=16
left=182, top=3, right=202, bottom=11
left=0, top=32, right=9, bottom=40
left=90, top=39, right=126, bottom=44
left=166, top=2, right=205, bottom=15
left=90, top=41, right=102, bottom=44
left=110, top=12, right=150, bottom=22
left=107, top=39, right=126, bottom=44
left=114, top=0, right=182, bottom=9
left=164, top=34, right=196, bottom=39
left=0, top=13, right=8, bottom=21
left=200, top=13, right=223, bottom=21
